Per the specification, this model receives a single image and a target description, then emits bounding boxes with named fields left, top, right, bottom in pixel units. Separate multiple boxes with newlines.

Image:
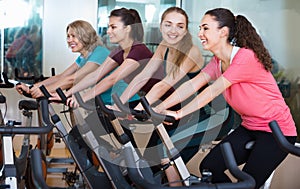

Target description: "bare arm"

left=81, top=58, right=141, bottom=102
left=145, top=68, right=190, bottom=106
left=145, top=45, right=204, bottom=105
left=175, top=76, right=232, bottom=119
left=156, top=71, right=211, bottom=111
left=39, top=63, right=78, bottom=87
left=119, top=48, right=164, bottom=104
left=45, top=61, right=100, bottom=93
left=65, top=57, right=118, bottom=97
left=29, top=63, right=78, bottom=98
left=118, top=58, right=162, bottom=104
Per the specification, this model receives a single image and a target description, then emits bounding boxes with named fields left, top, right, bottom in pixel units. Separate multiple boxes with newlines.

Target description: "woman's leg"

left=200, top=126, right=254, bottom=183
left=242, top=131, right=296, bottom=189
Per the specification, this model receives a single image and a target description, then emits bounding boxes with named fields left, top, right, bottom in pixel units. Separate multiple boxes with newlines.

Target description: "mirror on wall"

left=0, top=0, right=43, bottom=79
left=97, top=0, right=177, bottom=52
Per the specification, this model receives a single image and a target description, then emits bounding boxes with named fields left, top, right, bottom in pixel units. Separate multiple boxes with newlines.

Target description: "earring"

left=230, top=37, right=237, bottom=46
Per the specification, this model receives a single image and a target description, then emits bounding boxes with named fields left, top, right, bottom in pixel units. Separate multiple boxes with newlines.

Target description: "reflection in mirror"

left=97, top=0, right=177, bottom=52
left=0, top=0, right=43, bottom=79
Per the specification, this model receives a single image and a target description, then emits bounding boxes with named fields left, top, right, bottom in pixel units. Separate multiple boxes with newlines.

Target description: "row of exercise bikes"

left=0, top=69, right=298, bottom=189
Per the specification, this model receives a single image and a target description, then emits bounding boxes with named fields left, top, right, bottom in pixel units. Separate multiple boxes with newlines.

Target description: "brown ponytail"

left=205, top=8, right=272, bottom=71
left=110, top=8, right=144, bottom=42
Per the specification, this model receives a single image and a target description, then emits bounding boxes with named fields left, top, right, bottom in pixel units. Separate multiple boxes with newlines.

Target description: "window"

left=0, top=0, right=43, bottom=79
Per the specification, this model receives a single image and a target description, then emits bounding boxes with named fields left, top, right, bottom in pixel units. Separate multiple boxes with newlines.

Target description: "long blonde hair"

left=161, top=7, right=193, bottom=76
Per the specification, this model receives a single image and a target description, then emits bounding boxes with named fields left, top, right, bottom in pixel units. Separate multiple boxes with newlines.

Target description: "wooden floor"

left=13, top=145, right=77, bottom=188
left=46, top=148, right=76, bottom=188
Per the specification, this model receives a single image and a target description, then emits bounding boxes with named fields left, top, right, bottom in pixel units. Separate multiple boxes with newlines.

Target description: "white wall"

left=43, top=0, right=98, bottom=75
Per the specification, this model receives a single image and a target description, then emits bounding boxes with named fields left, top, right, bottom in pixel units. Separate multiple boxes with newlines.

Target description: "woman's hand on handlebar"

left=66, top=95, right=79, bottom=108
left=49, top=92, right=62, bottom=102
left=16, top=83, right=29, bottom=95
left=30, top=85, right=44, bottom=98
left=165, top=110, right=179, bottom=119
left=152, top=103, right=180, bottom=125
left=109, top=104, right=134, bottom=120
left=162, top=110, right=180, bottom=126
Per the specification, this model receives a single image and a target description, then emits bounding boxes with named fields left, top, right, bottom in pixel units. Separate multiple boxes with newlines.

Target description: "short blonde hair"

left=66, top=20, right=103, bottom=52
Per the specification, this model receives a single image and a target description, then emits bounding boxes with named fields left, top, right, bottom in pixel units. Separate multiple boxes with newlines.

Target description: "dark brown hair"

left=205, top=8, right=272, bottom=71
left=109, top=8, right=144, bottom=42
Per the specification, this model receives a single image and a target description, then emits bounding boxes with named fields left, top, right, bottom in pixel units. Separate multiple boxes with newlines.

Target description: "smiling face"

left=160, top=11, right=187, bottom=46
left=198, top=14, right=226, bottom=51
left=107, top=16, right=129, bottom=44
left=66, top=27, right=85, bottom=53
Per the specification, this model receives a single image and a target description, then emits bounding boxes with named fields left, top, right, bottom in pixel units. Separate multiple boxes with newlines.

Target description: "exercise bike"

left=70, top=90, right=255, bottom=188
left=113, top=94, right=237, bottom=186
left=0, top=96, right=54, bottom=188
left=39, top=86, right=139, bottom=188
left=0, top=73, right=43, bottom=188
left=269, top=120, right=300, bottom=157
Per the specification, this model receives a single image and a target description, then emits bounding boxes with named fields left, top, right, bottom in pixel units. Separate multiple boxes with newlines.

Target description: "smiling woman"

left=97, top=0, right=177, bottom=52
left=64, top=8, right=153, bottom=106
left=157, top=7, right=297, bottom=189
left=114, top=6, right=205, bottom=186
left=15, top=20, right=110, bottom=100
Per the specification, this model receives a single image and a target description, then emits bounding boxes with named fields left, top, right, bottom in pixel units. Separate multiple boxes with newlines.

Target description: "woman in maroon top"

left=65, top=8, right=163, bottom=104
left=60, top=8, right=163, bottom=159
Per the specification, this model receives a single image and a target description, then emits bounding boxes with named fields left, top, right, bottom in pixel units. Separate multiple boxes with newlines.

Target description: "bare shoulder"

left=187, top=45, right=204, bottom=68
left=152, top=43, right=167, bottom=59
left=189, top=45, right=202, bottom=58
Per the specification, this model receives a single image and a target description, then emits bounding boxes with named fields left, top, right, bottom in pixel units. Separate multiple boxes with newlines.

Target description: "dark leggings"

left=200, top=126, right=296, bottom=189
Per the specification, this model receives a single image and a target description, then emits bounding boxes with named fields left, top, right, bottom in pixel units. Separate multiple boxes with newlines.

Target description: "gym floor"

left=45, top=148, right=76, bottom=188
left=2, top=88, right=300, bottom=188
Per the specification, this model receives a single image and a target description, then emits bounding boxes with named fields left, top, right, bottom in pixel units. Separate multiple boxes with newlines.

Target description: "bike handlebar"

left=14, top=68, right=55, bottom=83
left=0, top=83, right=14, bottom=88
left=73, top=92, right=95, bottom=111
left=140, top=96, right=175, bottom=125
left=0, top=94, right=6, bottom=103
left=0, top=98, right=54, bottom=134
left=94, top=95, right=126, bottom=119
left=54, top=88, right=125, bottom=119
left=15, top=68, right=42, bottom=82
left=125, top=141, right=255, bottom=189
left=112, top=93, right=149, bottom=121
left=39, top=85, right=52, bottom=99
left=38, top=85, right=62, bottom=104
left=55, top=87, right=69, bottom=105
left=15, top=83, right=33, bottom=98
left=269, top=120, right=300, bottom=157
left=0, top=72, right=14, bottom=88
